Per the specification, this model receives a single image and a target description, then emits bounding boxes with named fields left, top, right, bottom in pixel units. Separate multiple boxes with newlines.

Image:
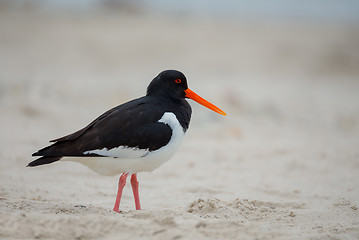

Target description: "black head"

left=147, top=70, right=227, bottom=115
left=147, top=70, right=188, bottom=100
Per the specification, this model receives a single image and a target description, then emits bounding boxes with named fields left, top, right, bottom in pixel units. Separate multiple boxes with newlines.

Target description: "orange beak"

left=185, top=88, right=227, bottom=116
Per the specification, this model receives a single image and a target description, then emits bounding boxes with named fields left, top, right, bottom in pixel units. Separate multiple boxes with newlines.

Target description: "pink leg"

left=130, top=173, right=141, bottom=210
left=113, top=173, right=128, bottom=213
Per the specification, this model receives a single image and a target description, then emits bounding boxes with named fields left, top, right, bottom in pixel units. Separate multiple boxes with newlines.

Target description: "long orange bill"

left=185, top=88, right=227, bottom=116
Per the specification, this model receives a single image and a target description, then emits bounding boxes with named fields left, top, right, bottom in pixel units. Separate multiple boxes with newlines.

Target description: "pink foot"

left=131, top=173, right=141, bottom=210
left=113, top=173, right=128, bottom=213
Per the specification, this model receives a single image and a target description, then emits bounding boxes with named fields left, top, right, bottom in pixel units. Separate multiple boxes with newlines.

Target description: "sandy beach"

left=0, top=8, right=359, bottom=239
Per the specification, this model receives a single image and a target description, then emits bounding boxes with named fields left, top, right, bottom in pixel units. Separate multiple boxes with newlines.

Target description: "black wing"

left=31, top=96, right=172, bottom=158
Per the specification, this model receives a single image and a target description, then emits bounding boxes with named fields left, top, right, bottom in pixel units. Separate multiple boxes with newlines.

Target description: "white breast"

left=63, top=112, right=186, bottom=176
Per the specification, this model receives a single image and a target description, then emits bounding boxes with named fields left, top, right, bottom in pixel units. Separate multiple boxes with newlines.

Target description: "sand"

left=0, top=9, right=359, bottom=240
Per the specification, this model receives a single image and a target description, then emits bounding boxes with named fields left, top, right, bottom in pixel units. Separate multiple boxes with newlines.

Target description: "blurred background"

left=1, top=1, right=359, bottom=239
left=1, top=0, right=358, bottom=154
left=1, top=0, right=359, bottom=167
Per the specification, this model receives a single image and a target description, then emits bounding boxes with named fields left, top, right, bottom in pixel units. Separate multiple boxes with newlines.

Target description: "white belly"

left=62, top=112, right=186, bottom=176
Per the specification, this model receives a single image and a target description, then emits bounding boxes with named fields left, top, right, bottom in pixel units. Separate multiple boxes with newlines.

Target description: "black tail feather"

left=27, top=156, right=62, bottom=167
left=32, top=144, right=57, bottom=157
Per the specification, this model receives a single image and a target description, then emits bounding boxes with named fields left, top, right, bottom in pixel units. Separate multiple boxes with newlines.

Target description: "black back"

left=30, top=70, right=192, bottom=164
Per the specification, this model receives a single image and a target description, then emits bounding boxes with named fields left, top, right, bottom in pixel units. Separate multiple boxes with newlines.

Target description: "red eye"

left=175, top=79, right=181, bottom=84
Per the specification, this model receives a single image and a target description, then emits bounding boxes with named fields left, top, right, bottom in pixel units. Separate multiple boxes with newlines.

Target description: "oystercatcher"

left=28, top=70, right=226, bottom=212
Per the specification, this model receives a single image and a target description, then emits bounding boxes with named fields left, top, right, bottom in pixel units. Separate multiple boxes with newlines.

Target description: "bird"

left=28, top=70, right=226, bottom=213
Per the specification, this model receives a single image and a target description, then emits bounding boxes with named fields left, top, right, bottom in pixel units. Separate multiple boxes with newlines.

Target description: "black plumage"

left=29, top=70, right=192, bottom=167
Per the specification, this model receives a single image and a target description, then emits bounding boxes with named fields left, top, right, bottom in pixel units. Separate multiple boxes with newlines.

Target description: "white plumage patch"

left=149, top=112, right=185, bottom=160
left=83, top=146, right=148, bottom=159
left=66, top=112, right=186, bottom=176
